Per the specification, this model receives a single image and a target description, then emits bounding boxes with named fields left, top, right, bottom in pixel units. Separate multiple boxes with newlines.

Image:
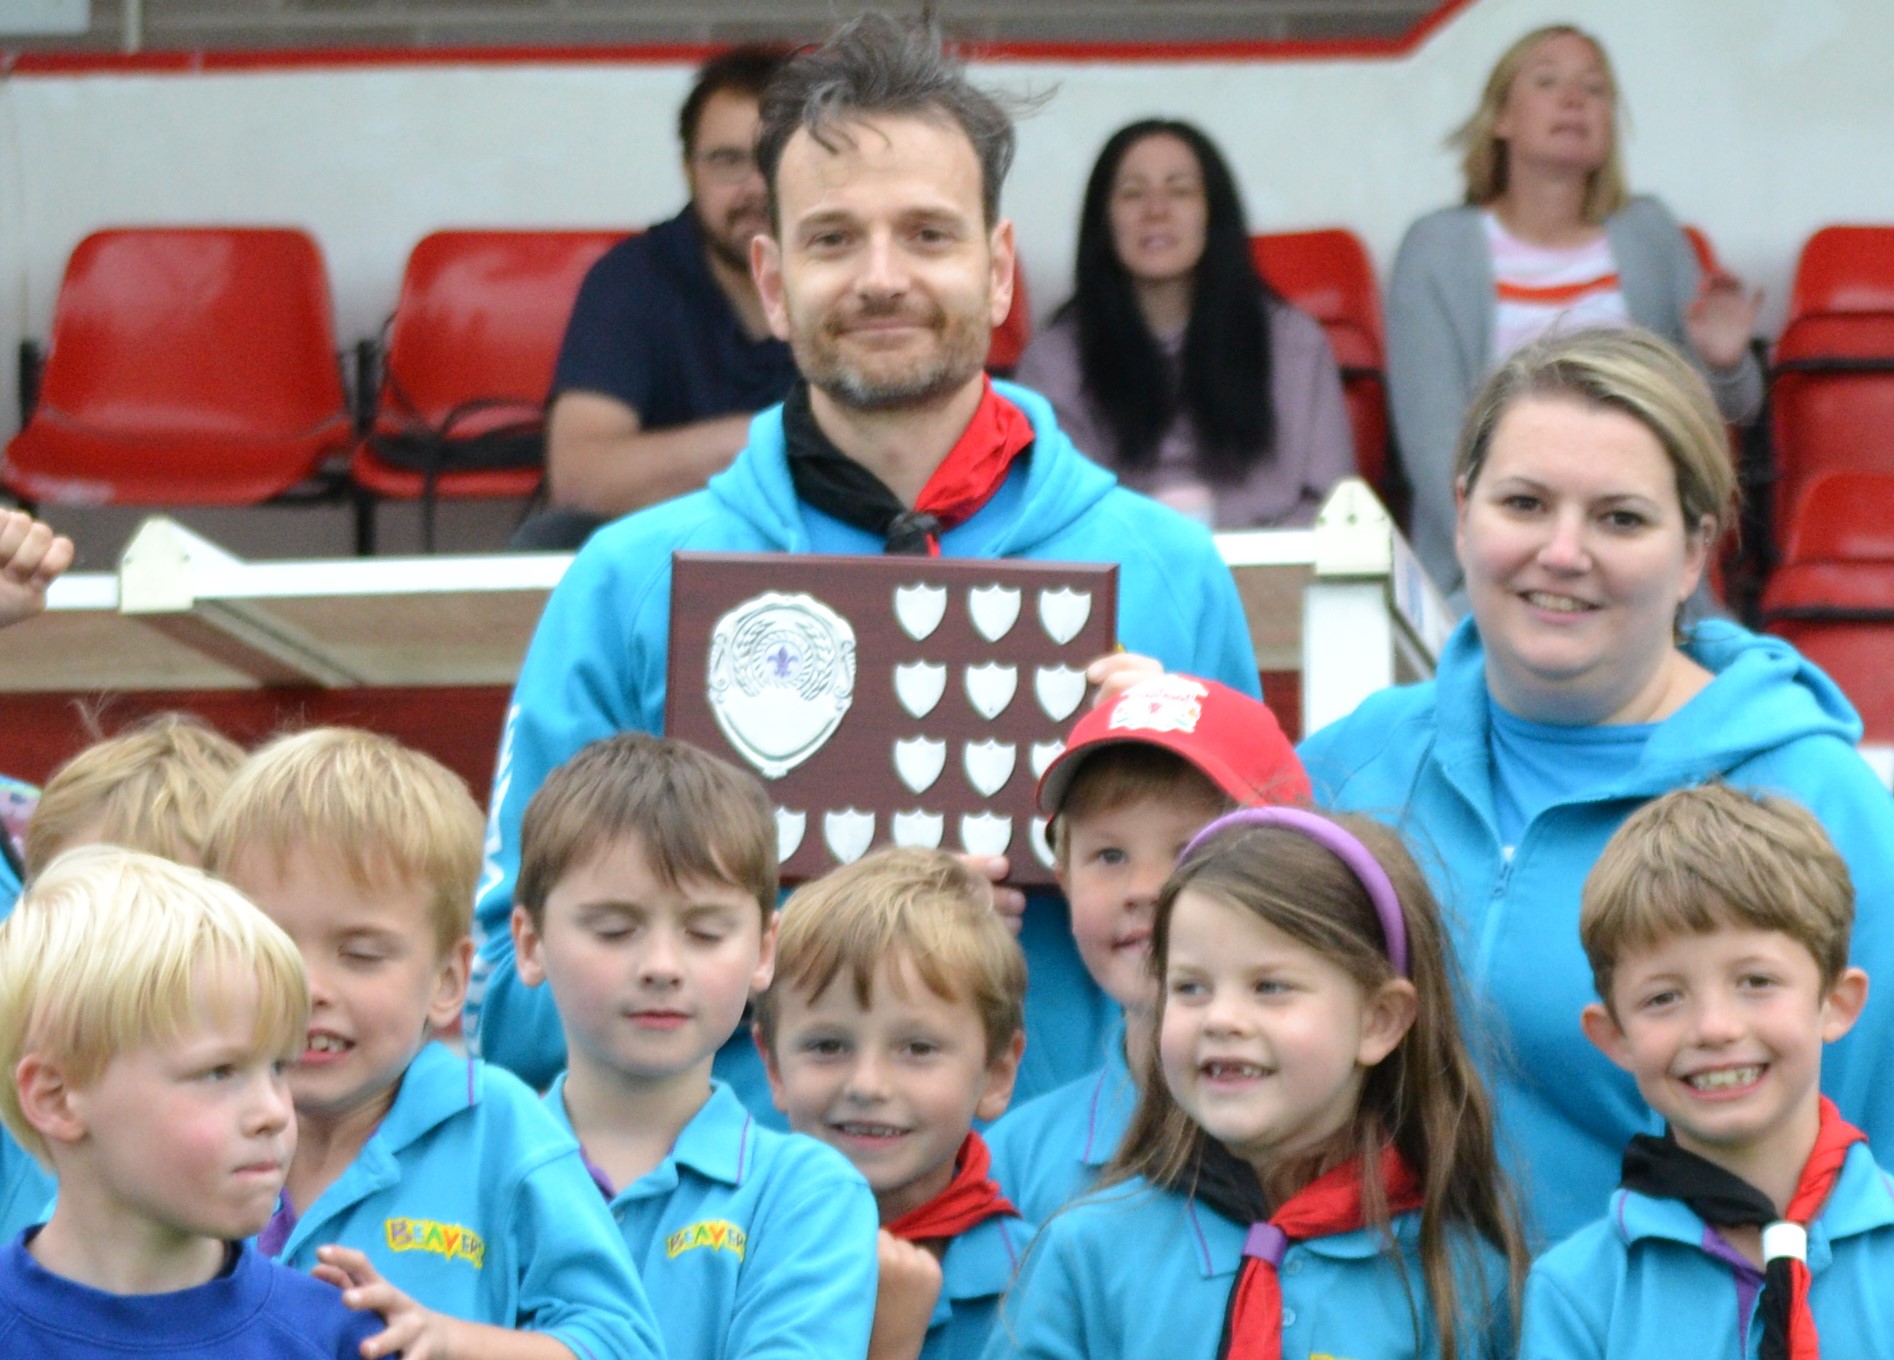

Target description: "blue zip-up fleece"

left=469, top=381, right=1261, bottom=1104
left=1520, top=1141, right=1894, bottom=1358
left=1299, top=618, right=1894, bottom=1244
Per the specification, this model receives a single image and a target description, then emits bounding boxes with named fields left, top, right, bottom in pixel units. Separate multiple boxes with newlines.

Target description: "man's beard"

left=701, top=202, right=768, bottom=275
left=791, top=292, right=991, bottom=413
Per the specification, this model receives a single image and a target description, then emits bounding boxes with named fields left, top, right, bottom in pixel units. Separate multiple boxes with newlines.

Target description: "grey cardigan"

left=1387, top=195, right=1764, bottom=598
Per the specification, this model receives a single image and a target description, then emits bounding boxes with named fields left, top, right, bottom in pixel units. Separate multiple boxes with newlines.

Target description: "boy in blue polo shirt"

left=757, top=847, right=1032, bottom=1360
left=986, top=675, right=1308, bottom=1221
left=1523, top=783, right=1894, bottom=1358
left=511, top=731, right=878, bottom=1360
left=0, top=847, right=381, bottom=1359
left=206, top=728, right=663, bottom=1360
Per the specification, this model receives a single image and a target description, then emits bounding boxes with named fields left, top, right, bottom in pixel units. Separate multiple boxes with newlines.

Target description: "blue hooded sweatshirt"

left=469, top=381, right=1260, bottom=1105
left=1298, top=617, right=1894, bottom=1245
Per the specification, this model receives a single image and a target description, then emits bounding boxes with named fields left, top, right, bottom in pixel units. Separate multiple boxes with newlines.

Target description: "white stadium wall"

left=0, top=0, right=1891, bottom=435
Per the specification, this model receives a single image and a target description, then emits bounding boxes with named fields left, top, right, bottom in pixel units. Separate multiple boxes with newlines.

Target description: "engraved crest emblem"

left=775, top=808, right=807, bottom=863
left=964, top=739, right=1017, bottom=798
left=893, top=737, right=947, bottom=795
left=1029, top=817, right=1056, bottom=870
left=1034, top=665, right=1088, bottom=723
left=968, top=584, right=1022, bottom=642
left=959, top=812, right=1013, bottom=859
left=1109, top=675, right=1208, bottom=734
left=892, top=809, right=944, bottom=850
left=893, top=661, right=947, bottom=719
left=1037, top=587, right=1092, bottom=646
left=894, top=583, right=948, bottom=641
left=1029, top=740, right=1065, bottom=779
left=707, top=592, right=856, bottom=779
left=964, top=662, right=1018, bottom=720
left=823, top=808, right=876, bottom=865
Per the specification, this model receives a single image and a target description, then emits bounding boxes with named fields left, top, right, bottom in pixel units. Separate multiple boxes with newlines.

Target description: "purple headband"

left=1179, top=807, right=1410, bottom=978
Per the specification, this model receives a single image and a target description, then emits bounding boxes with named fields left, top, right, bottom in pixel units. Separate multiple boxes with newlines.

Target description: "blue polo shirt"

left=264, top=1042, right=662, bottom=1360
left=551, top=207, right=797, bottom=426
left=926, top=1212, right=1034, bottom=1360
left=546, top=1075, right=878, bottom=1360
left=1521, top=1141, right=1894, bottom=1359
left=986, top=1010, right=1138, bottom=1222
left=984, top=1177, right=1513, bottom=1360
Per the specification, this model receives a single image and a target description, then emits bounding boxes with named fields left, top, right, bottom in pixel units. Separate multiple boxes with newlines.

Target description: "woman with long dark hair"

left=1015, top=120, right=1352, bottom=528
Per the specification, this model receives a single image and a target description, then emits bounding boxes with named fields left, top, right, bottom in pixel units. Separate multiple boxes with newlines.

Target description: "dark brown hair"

left=679, top=44, right=792, bottom=157
left=1107, top=814, right=1527, bottom=1360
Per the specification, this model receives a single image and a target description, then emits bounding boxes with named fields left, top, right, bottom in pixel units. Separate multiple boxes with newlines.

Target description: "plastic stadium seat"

left=350, top=228, right=626, bottom=545
left=1682, top=224, right=1719, bottom=276
left=1249, top=229, right=1392, bottom=506
left=988, top=266, right=1031, bottom=375
left=1763, top=472, right=1894, bottom=742
left=3, top=227, right=353, bottom=506
left=1787, top=226, right=1894, bottom=317
left=1771, top=228, right=1894, bottom=547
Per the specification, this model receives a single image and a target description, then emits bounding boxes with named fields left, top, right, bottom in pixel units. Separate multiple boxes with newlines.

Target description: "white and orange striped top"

left=1485, top=211, right=1631, bottom=362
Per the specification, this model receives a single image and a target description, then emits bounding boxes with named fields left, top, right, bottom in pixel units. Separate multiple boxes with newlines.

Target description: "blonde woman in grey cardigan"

left=1389, top=25, right=1762, bottom=601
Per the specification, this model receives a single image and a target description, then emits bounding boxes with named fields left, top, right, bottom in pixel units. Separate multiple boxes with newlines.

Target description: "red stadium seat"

left=988, top=265, right=1031, bottom=375
left=1763, top=472, right=1894, bottom=742
left=1787, top=225, right=1894, bottom=317
left=350, top=228, right=626, bottom=549
left=1770, top=227, right=1894, bottom=548
left=3, top=227, right=353, bottom=506
left=1248, top=229, right=1392, bottom=507
left=1681, top=223, right=1719, bottom=276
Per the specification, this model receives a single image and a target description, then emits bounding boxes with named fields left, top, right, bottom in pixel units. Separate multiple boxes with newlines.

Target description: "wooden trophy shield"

left=666, top=552, right=1117, bottom=886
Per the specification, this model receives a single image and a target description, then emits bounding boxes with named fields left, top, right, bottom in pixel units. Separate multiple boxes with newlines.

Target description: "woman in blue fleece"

left=1298, top=327, right=1894, bottom=1248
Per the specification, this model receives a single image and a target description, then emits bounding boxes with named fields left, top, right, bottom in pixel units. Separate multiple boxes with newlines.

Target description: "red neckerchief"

left=1621, top=1096, right=1863, bottom=1360
left=906, top=377, right=1036, bottom=555
left=885, top=1132, right=1019, bottom=1242
left=1778, top=1099, right=1865, bottom=1360
left=1219, top=1146, right=1424, bottom=1360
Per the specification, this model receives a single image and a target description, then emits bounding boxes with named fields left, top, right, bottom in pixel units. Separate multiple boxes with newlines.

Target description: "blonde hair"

left=1452, top=24, right=1628, bottom=223
left=203, top=727, right=481, bottom=956
left=1582, top=783, right=1854, bottom=1007
left=518, top=732, right=776, bottom=929
left=25, top=712, right=245, bottom=878
left=1455, top=327, right=1738, bottom=547
left=0, top=846, right=308, bottom=1166
left=754, top=847, right=1025, bottom=1062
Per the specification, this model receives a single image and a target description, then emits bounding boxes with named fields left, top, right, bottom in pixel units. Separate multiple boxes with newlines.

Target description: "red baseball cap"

left=1036, top=674, right=1310, bottom=815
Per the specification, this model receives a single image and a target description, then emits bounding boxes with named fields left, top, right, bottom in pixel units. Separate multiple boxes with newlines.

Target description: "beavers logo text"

left=386, top=1218, right=485, bottom=1268
left=666, top=1219, right=747, bottom=1261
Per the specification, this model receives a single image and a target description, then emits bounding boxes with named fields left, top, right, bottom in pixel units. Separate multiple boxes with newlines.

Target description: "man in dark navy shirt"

left=522, top=46, right=798, bottom=548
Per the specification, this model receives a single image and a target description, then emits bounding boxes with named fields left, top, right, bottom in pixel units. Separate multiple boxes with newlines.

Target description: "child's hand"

left=958, top=853, right=1026, bottom=934
left=0, top=509, right=73, bottom=630
left=315, top=1242, right=458, bottom=1359
left=1085, top=651, right=1162, bottom=704
left=867, top=1229, right=942, bottom=1360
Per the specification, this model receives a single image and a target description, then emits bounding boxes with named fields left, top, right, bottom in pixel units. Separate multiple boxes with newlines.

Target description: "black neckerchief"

left=781, top=381, right=941, bottom=555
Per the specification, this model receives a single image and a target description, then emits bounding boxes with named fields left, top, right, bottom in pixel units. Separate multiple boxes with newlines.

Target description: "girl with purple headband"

left=988, top=807, right=1527, bottom=1360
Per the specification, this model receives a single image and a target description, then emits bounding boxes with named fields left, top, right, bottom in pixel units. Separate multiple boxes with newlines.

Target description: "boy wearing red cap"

left=986, top=674, right=1309, bottom=1221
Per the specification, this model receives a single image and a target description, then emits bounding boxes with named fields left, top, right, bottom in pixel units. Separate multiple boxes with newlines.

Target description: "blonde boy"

left=0, top=847, right=381, bottom=1358
left=988, top=674, right=1309, bottom=1221
left=512, top=731, right=879, bottom=1360
left=1, top=711, right=247, bottom=1247
left=756, top=847, right=1030, bottom=1360
left=1522, top=784, right=1893, bottom=1359
left=204, top=727, right=663, bottom=1360
left=24, top=711, right=245, bottom=879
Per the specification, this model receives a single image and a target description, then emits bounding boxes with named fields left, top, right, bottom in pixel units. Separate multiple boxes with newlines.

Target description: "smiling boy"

left=756, top=848, right=1030, bottom=1360
left=1521, top=784, right=1894, bottom=1358
left=205, top=728, right=663, bottom=1360
left=0, top=848, right=380, bottom=1359
left=511, top=732, right=878, bottom=1360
